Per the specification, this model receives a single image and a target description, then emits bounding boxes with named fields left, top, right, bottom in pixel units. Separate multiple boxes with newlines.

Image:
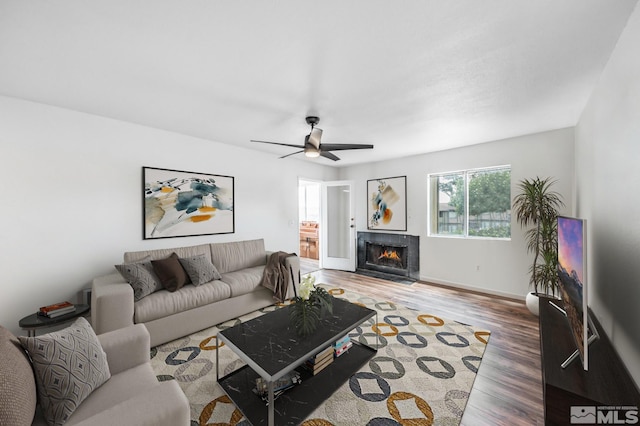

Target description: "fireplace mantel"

left=356, top=232, right=420, bottom=281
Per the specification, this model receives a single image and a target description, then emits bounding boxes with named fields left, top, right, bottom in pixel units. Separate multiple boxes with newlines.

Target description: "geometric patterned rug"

left=149, top=286, right=491, bottom=425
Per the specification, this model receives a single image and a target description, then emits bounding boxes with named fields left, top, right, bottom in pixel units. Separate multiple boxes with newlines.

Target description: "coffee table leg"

left=215, top=336, right=219, bottom=381
left=376, top=312, right=379, bottom=349
left=268, top=380, right=274, bottom=425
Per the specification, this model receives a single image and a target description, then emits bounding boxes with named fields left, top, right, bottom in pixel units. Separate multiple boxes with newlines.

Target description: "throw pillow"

left=115, top=256, right=161, bottom=301
left=179, top=254, right=222, bottom=285
left=18, top=317, right=110, bottom=426
left=0, top=326, right=37, bottom=426
left=151, top=252, right=189, bottom=292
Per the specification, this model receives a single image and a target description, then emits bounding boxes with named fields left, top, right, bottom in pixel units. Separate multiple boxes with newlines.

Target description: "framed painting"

left=143, top=167, right=234, bottom=239
left=367, top=175, right=407, bottom=231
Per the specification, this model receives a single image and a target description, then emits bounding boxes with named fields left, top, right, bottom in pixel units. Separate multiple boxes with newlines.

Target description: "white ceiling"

left=1, top=1, right=637, bottom=166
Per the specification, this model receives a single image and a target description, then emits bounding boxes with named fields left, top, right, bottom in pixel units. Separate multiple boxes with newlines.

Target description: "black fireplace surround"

left=357, top=232, right=420, bottom=281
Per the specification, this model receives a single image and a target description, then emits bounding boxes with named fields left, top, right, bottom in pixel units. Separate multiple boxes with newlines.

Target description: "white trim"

left=418, top=275, right=525, bottom=301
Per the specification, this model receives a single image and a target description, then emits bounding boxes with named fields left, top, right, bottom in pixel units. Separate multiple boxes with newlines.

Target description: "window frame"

left=428, top=165, right=512, bottom=240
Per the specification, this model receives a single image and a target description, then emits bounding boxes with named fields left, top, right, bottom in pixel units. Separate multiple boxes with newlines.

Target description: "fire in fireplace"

left=366, top=243, right=407, bottom=270
left=379, top=249, right=401, bottom=261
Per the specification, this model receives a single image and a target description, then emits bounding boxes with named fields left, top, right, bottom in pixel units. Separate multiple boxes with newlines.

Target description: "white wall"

left=0, top=96, right=339, bottom=335
left=575, top=4, right=640, bottom=386
left=339, top=128, right=575, bottom=298
left=0, top=95, right=574, bottom=337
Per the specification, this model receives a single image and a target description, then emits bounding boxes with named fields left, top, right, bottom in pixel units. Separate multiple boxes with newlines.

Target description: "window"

left=429, top=166, right=511, bottom=238
left=299, top=181, right=320, bottom=222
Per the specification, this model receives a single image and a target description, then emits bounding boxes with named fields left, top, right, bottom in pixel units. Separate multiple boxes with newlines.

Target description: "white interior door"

left=320, top=180, right=356, bottom=271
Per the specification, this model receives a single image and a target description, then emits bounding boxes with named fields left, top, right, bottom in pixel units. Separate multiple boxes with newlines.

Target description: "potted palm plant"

left=512, top=177, right=564, bottom=315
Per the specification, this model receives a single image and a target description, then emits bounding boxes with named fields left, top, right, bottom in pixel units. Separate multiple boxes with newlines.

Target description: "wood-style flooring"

left=303, top=263, right=543, bottom=426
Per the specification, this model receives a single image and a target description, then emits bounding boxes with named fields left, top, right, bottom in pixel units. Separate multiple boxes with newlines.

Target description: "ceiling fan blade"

left=308, top=128, right=323, bottom=149
left=319, top=143, right=374, bottom=151
left=320, top=151, right=340, bottom=161
left=250, top=140, right=305, bottom=149
left=279, top=150, right=304, bottom=159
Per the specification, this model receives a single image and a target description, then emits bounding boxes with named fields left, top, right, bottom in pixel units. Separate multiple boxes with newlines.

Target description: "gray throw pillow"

left=115, top=256, right=162, bottom=301
left=18, top=317, right=110, bottom=426
left=179, top=254, right=222, bottom=285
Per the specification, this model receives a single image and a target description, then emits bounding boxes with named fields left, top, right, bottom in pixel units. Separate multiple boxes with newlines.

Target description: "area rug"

left=149, top=286, right=491, bottom=425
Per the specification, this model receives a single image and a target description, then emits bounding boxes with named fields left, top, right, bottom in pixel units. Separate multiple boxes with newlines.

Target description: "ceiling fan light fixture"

left=304, top=148, right=320, bottom=158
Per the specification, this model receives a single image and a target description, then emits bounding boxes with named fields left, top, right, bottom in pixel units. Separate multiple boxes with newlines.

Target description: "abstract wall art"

left=143, top=167, right=234, bottom=239
left=367, top=175, right=407, bottom=231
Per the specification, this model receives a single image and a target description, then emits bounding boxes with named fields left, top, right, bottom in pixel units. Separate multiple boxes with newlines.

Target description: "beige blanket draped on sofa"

left=261, top=252, right=297, bottom=302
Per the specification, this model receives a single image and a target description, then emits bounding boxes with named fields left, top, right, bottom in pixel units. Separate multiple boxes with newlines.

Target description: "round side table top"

left=19, top=304, right=91, bottom=332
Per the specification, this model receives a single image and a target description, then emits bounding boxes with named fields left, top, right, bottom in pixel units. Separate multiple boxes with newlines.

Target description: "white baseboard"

left=418, top=275, right=525, bottom=301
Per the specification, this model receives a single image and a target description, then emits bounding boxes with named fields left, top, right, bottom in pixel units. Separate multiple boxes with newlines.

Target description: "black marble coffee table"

left=216, top=296, right=378, bottom=426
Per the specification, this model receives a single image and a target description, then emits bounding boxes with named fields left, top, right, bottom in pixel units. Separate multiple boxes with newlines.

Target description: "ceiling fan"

left=251, top=116, right=374, bottom=161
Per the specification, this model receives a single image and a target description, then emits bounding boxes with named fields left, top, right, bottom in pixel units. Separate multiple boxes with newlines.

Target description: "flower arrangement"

left=289, top=274, right=333, bottom=336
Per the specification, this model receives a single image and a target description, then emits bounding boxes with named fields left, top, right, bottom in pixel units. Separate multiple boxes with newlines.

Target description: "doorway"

left=320, top=180, right=356, bottom=272
left=298, top=179, right=321, bottom=274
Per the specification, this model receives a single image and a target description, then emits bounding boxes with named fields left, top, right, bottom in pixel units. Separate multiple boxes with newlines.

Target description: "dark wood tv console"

left=539, top=297, right=640, bottom=425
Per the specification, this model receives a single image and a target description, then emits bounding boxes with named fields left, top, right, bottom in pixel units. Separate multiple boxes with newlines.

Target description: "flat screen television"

left=557, top=215, right=591, bottom=370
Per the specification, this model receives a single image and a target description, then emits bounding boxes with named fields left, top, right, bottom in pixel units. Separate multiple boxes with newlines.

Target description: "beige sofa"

left=92, top=239, right=299, bottom=347
left=0, top=323, right=189, bottom=426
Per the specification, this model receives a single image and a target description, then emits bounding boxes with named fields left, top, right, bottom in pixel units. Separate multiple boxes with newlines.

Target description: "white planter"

left=526, top=291, right=561, bottom=316
left=525, top=292, right=541, bottom=316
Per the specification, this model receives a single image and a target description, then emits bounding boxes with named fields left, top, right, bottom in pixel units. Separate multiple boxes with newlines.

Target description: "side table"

left=19, top=304, right=91, bottom=336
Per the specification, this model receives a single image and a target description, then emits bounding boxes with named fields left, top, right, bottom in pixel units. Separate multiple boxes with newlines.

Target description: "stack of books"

left=333, top=335, right=353, bottom=358
left=304, top=345, right=334, bottom=375
left=38, top=301, right=76, bottom=318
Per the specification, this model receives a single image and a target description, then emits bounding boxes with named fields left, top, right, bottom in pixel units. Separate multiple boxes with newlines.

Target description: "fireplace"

left=357, top=232, right=419, bottom=282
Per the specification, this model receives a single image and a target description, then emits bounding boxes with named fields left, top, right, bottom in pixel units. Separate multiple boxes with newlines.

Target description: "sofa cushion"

left=210, top=239, right=266, bottom=274
left=151, top=253, right=189, bottom=292
left=124, top=243, right=212, bottom=264
left=18, top=317, right=110, bottom=426
left=134, top=281, right=232, bottom=323
left=0, top=326, right=37, bottom=426
left=179, top=254, right=222, bottom=285
left=63, top=363, right=158, bottom=425
left=115, top=256, right=161, bottom=301
left=220, top=265, right=266, bottom=297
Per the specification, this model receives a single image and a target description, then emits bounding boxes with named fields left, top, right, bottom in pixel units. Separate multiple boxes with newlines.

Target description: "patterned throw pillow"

left=115, top=256, right=161, bottom=301
left=18, top=317, right=110, bottom=426
left=179, top=254, right=222, bottom=286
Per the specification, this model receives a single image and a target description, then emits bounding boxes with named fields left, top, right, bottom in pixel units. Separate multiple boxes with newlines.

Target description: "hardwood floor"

left=299, top=256, right=320, bottom=274
left=308, top=268, right=544, bottom=426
